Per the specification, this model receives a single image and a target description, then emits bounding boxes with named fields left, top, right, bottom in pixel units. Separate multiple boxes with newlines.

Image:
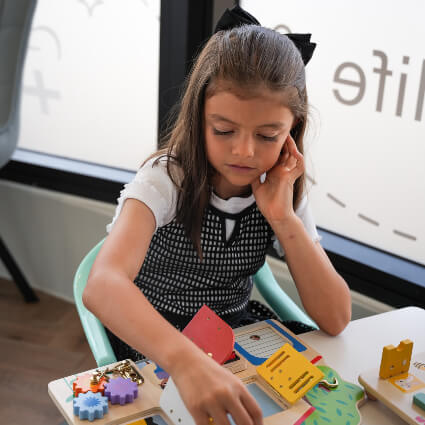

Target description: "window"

left=242, top=0, right=425, bottom=267
left=2, top=0, right=423, bottom=307
left=2, top=0, right=215, bottom=203
left=19, top=0, right=160, bottom=172
left=243, top=0, right=424, bottom=307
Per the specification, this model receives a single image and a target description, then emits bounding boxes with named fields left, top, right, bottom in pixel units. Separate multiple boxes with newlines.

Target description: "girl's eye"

left=258, top=134, right=278, bottom=142
left=213, top=128, right=233, bottom=136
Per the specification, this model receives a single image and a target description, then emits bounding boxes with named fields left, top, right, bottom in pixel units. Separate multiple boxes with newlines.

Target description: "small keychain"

left=90, top=359, right=144, bottom=388
left=112, top=359, right=145, bottom=385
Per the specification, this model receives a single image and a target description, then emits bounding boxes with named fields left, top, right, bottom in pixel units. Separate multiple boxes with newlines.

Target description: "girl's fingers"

left=283, top=135, right=305, bottom=175
left=239, top=391, right=263, bottom=425
left=282, top=151, right=290, bottom=164
left=284, top=154, right=297, bottom=171
left=223, top=397, right=256, bottom=425
left=281, top=153, right=304, bottom=179
left=188, top=408, right=209, bottom=425
left=206, top=409, right=232, bottom=425
left=283, top=149, right=303, bottom=170
left=286, top=134, right=303, bottom=160
left=204, top=388, right=261, bottom=425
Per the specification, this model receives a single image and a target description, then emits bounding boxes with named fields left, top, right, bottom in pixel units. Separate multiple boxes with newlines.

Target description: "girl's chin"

left=230, top=175, right=261, bottom=187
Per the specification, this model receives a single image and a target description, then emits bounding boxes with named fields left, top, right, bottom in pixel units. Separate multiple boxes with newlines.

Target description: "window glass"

left=242, top=0, right=425, bottom=266
left=19, top=0, right=160, bottom=171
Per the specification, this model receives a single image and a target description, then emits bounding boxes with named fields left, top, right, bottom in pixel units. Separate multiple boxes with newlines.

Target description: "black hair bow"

left=214, top=4, right=260, bottom=32
left=285, top=33, right=316, bottom=66
left=214, top=5, right=316, bottom=66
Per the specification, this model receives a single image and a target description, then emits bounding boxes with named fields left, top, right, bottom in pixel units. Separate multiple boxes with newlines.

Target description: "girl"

left=83, top=6, right=351, bottom=425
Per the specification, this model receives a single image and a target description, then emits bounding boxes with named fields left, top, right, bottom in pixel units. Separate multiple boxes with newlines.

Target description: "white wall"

left=0, top=180, right=392, bottom=319
left=0, top=180, right=114, bottom=302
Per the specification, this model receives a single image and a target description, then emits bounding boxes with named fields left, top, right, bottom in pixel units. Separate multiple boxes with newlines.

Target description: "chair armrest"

left=73, top=238, right=117, bottom=367
left=253, top=262, right=318, bottom=329
left=76, top=306, right=117, bottom=367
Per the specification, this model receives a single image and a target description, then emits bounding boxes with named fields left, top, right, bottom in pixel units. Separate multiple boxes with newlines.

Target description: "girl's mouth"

left=227, top=164, right=255, bottom=171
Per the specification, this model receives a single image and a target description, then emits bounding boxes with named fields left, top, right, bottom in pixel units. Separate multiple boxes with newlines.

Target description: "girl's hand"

left=251, top=134, right=304, bottom=225
left=171, top=350, right=263, bottom=425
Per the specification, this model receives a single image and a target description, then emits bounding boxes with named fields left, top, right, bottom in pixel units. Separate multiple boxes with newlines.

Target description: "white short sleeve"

left=106, top=157, right=179, bottom=233
left=272, top=195, right=322, bottom=257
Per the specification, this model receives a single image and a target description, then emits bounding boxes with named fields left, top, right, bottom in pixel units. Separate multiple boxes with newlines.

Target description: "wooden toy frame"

left=359, top=351, right=425, bottom=425
left=48, top=320, right=365, bottom=425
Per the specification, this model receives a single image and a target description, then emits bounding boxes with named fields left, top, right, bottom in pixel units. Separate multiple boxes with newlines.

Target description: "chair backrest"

left=0, top=0, right=37, bottom=168
left=74, top=239, right=318, bottom=366
left=252, top=262, right=318, bottom=329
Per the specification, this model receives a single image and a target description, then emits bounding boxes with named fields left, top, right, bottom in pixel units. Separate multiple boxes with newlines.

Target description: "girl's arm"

left=83, top=199, right=263, bottom=425
left=271, top=217, right=351, bottom=335
left=252, top=135, right=351, bottom=335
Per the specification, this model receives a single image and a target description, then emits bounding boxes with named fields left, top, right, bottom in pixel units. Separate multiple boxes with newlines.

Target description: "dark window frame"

left=1, top=0, right=424, bottom=308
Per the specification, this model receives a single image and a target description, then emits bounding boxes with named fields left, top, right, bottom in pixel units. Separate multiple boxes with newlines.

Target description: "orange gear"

left=73, top=373, right=107, bottom=397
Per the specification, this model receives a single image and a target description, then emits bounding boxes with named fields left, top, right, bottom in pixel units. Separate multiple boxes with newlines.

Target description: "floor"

left=0, top=278, right=96, bottom=425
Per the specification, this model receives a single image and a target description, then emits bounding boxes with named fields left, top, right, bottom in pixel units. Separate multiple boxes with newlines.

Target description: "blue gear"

left=73, top=391, right=109, bottom=421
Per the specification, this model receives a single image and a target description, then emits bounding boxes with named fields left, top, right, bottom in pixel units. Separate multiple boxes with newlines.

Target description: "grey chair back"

left=0, top=0, right=37, bottom=168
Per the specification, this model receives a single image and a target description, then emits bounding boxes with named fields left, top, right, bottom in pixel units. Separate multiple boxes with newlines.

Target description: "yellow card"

left=257, top=343, right=324, bottom=404
left=389, top=373, right=425, bottom=393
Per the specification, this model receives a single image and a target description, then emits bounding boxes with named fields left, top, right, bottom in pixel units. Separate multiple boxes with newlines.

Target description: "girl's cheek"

left=269, top=149, right=282, bottom=167
left=262, top=158, right=278, bottom=173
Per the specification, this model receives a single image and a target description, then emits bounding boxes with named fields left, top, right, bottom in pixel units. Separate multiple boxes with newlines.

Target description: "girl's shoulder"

left=107, top=155, right=183, bottom=233
left=136, top=154, right=183, bottom=187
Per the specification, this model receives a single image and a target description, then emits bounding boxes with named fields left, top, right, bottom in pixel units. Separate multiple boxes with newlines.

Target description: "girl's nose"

left=231, top=135, right=255, bottom=158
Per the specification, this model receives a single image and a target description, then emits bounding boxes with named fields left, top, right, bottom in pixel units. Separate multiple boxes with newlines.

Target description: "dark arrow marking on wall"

left=393, top=229, right=416, bottom=241
left=358, top=213, right=379, bottom=226
left=326, top=193, right=346, bottom=208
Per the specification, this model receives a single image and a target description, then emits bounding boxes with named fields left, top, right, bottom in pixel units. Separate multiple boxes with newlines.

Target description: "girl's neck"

left=211, top=178, right=252, bottom=200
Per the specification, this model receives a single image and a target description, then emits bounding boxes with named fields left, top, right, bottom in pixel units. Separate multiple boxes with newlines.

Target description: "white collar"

left=210, top=191, right=255, bottom=214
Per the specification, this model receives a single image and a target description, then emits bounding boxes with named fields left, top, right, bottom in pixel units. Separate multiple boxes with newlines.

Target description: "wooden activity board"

left=48, top=320, right=365, bottom=425
left=359, top=351, right=425, bottom=425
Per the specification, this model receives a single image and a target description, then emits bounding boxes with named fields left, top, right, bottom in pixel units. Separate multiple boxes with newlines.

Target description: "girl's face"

left=204, top=85, right=295, bottom=199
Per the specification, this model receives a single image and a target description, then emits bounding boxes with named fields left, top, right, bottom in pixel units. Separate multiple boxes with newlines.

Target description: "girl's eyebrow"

left=258, top=122, right=286, bottom=130
left=208, top=114, right=286, bottom=129
left=208, top=114, right=238, bottom=125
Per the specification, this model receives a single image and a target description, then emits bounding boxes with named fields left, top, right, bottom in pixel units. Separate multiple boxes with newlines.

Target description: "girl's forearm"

left=271, top=215, right=351, bottom=335
left=83, top=271, right=204, bottom=374
left=84, top=271, right=264, bottom=425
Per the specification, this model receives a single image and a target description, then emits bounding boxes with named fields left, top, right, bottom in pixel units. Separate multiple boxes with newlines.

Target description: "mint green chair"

left=253, top=262, right=318, bottom=329
left=74, top=239, right=318, bottom=367
left=74, top=239, right=117, bottom=367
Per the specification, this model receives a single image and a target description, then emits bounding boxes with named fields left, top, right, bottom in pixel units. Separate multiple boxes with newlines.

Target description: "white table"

left=301, top=306, right=425, bottom=425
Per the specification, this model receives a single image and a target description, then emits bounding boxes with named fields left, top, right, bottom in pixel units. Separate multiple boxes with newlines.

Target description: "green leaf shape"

left=300, top=366, right=364, bottom=425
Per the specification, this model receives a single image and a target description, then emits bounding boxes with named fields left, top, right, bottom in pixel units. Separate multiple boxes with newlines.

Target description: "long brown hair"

left=151, top=25, right=309, bottom=259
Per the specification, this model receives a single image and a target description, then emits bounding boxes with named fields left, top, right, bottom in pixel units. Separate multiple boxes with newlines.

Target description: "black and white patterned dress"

left=106, top=158, right=319, bottom=361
